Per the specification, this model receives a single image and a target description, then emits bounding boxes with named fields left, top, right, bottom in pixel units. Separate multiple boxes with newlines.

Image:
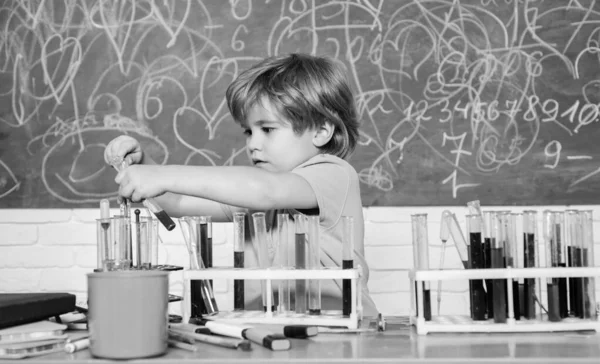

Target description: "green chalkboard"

left=1, top=0, right=600, bottom=207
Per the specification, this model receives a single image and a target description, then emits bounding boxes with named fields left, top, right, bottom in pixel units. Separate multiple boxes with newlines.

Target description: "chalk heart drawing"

left=173, top=106, right=215, bottom=155
left=150, top=0, right=189, bottom=48
left=40, top=34, right=82, bottom=104
left=41, top=128, right=168, bottom=204
left=0, top=159, right=20, bottom=199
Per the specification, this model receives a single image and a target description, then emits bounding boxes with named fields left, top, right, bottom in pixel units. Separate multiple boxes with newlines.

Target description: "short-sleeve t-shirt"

left=220, top=154, right=378, bottom=316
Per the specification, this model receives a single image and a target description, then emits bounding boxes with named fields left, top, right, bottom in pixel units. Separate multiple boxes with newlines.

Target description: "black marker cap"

left=188, top=317, right=209, bottom=326
left=283, top=325, right=318, bottom=338
left=243, top=328, right=290, bottom=351
left=262, top=334, right=290, bottom=351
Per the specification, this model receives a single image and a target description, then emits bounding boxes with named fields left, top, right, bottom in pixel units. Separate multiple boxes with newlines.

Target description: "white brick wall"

left=1, top=206, right=600, bottom=317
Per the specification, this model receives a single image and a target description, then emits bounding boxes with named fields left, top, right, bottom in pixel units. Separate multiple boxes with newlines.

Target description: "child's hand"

left=104, top=135, right=144, bottom=166
left=115, top=165, right=167, bottom=202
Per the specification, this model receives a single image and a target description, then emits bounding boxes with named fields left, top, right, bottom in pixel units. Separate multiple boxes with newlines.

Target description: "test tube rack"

left=182, top=267, right=362, bottom=328
left=410, top=267, right=600, bottom=335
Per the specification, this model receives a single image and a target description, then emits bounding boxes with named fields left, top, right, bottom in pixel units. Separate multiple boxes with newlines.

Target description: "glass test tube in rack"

left=409, top=266, right=600, bottom=335
left=181, top=267, right=363, bottom=329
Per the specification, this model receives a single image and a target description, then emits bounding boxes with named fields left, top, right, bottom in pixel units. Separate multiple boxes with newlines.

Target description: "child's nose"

left=247, top=134, right=262, bottom=151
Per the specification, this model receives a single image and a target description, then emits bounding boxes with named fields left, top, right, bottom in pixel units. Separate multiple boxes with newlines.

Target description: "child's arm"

left=116, top=164, right=318, bottom=211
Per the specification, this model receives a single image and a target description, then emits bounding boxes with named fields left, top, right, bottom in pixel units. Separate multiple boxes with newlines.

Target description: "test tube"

left=252, top=212, right=275, bottom=312
left=96, top=218, right=113, bottom=271
left=411, top=214, right=431, bottom=321
left=543, top=210, right=562, bottom=322
left=507, top=213, right=521, bottom=320
left=181, top=216, right=218, bottom=316
left=553, top=211, right=569, bottom=318
left=491, top=213, right=507, bottom=323
left=522, top=210, right=539, bottom=319
left=109, top=157, right=176, bottom=231
left=199, top=216, right=213, bottom=290
left=141, top=216, right=159, bottom=268
left=233, top=212, right=245, bottom=311
left=307, top=216, right=321, bottom=315
left=342, top=216, right=355, bottom=317
left=580, top=210, right=597, bottom=319
left=111, top=215, right=131, bottom=270
left=294, top=214, right=307, bottom=314
left=466, top=214, right=486, bottom=321
left=97, top=199, right=113, bottom=271
left=277, top=213, right=291, bottom=313
left=483, top=211, right=495, bottom=320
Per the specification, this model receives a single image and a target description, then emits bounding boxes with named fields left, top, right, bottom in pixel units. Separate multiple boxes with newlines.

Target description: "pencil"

left=168, top=329, right=250, bottom=350
left=197, top=320, right=290, bottom=351
left=168, top=339, right=197, bottom=352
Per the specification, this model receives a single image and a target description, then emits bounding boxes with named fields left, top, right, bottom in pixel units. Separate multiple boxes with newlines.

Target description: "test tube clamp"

left=410, top=267, right=600, bottom=335
left=182, top=267, right=362, bottom=328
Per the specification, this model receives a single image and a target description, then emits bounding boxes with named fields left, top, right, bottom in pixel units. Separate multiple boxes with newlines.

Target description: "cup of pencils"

left=87, top=270, right=169, bottom=359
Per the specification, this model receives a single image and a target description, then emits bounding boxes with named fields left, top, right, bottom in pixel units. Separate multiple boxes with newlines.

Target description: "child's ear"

left=312, top=122, right=335, bottom=148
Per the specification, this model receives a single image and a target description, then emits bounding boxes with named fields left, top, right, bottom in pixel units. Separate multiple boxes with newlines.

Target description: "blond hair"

left=226, top=53, right=359, bottom=159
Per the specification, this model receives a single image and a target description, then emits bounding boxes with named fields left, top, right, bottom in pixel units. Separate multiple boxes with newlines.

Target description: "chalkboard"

left=1, top=0, right=600, bottom=208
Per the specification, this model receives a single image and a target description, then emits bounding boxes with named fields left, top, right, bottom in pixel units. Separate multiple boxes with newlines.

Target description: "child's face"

left=242, top=99, right=320, bottom=172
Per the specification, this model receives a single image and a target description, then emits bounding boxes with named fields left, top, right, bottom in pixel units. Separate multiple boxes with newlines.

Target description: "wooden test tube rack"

left=410, top=267, right=600, bottom=335
left=182, top=267, right=363, bottom=328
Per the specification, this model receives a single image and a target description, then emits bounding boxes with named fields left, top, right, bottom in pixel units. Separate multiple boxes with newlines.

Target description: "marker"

left=168, top=323, right=211, bottom=335
left=64, top=338, right=90, bottom=353
left=251, top=324, right=318, bottom=339
left=197, top=319, right=290, bottom=351
left=317, top=327, right=377, bottom=334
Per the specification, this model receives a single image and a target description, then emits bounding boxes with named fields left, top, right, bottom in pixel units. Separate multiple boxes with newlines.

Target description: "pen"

left=197, top=319, right=290, bottom=351
left=168, top=339, right=198, bottom=352
left=64, top=338, right=90, bottom=353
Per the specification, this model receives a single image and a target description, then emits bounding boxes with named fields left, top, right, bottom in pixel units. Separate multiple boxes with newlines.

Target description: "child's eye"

left=262, top=127, right=274, bottom=133
left=243, top=129, right=251, bottom=136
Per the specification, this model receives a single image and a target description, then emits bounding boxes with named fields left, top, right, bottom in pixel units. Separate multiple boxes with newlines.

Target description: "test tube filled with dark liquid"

left=294, top=214, right=307, bottom=314
left=491, top=213, right=507, bottom=323
left=200, top=216, right=213, bottom=287
left=543, top=210, right=563, bottom=322
left=522, top=210, right=539, bottom=319
left=483, top=211, right=496, bottom=320
left=307, top=216, right=321, bottom=315
left=580, top=210, right=597, bottom=319
left=342, top=216, right=355, bottom=317
left=466, top=214, right=487, bottom=321
left=182, top=216, right=218, bottom=317
left=277, top=213, right=291, bottom=313
left=411, top=213, right=431, bottom=321
left=233, top=212, right=245, bottom=311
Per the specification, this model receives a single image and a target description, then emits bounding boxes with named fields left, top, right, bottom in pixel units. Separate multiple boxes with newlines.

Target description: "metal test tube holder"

left=182, top=267, right=363, bottom=328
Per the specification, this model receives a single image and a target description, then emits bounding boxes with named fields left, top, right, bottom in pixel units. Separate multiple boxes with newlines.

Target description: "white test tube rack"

left=182, top=266, right=362, bottom=328
left=410, top=266, right=600, bottom=335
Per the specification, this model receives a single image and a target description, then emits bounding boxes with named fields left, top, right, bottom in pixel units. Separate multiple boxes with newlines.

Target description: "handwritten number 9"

left=544, top=140, right=561, bottom=169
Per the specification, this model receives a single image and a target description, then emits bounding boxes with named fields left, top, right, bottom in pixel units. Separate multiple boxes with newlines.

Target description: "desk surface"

left=25, top=322, right=600, bottom=363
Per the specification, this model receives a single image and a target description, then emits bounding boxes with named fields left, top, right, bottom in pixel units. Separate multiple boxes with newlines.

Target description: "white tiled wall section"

left=1, top=206, right=600, bottom=317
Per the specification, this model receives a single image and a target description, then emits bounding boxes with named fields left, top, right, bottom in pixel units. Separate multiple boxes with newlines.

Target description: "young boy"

left=104, top=53, right=378, bottom=316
